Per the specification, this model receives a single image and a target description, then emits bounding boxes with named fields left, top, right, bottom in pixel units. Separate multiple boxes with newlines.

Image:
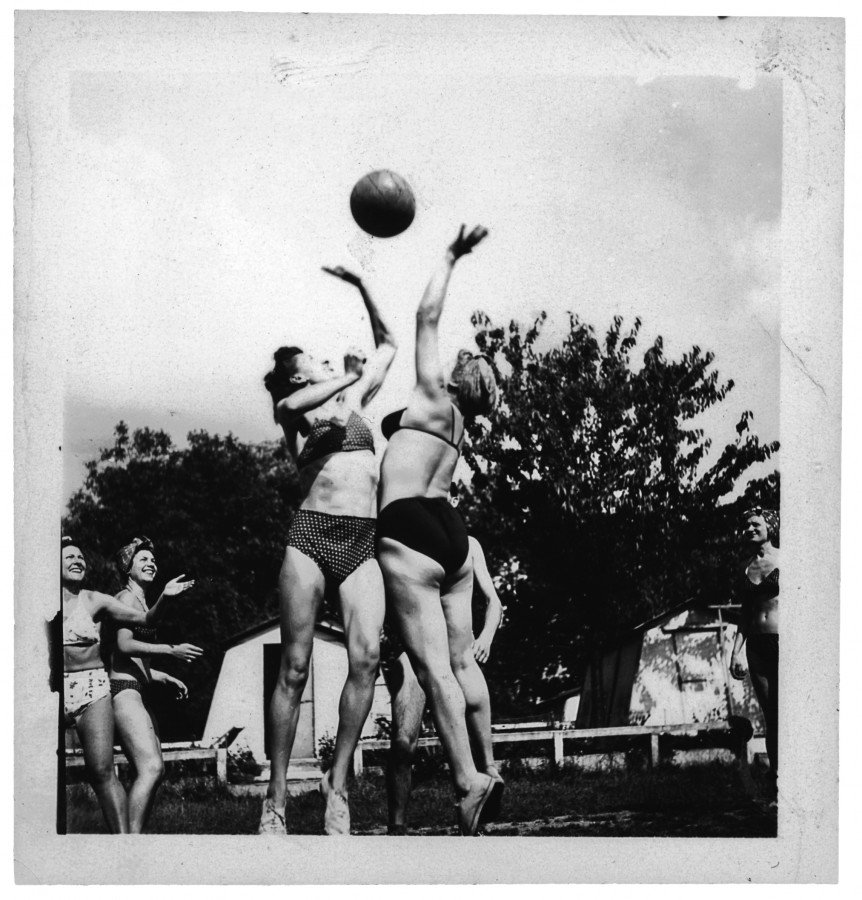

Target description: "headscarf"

left=741, top=507, right=779, bottom=547
left=116, top=536, right=155, bottom=576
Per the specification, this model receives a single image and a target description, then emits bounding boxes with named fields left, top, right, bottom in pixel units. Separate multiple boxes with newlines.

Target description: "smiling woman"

left=101, top=537, right=198, bottom=833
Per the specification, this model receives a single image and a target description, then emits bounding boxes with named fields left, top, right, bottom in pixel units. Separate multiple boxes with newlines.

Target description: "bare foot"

left=456, top=774, right=496, bottom=836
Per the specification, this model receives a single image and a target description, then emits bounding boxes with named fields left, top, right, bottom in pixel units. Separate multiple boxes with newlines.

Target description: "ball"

left=350, top=169, right=416, bottom=238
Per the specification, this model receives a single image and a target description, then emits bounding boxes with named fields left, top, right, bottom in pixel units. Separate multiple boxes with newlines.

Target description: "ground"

left=65, top=761, right=778, bottom=837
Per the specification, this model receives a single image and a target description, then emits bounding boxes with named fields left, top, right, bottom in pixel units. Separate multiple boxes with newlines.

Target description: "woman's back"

left=379, top=401, right=463, bottom=509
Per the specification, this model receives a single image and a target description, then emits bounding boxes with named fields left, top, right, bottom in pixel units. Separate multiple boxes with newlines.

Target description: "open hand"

left=322, top=266, right=362, bottom=287
left=163, top=575, right=195, bottom=597
left=171, top=643, right=204, bottom=663
left=449, top=225, right=489, bottom=260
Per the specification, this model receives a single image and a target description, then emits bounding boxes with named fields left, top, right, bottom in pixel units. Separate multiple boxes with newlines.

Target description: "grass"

left=66, top=759, right=777, bottom=837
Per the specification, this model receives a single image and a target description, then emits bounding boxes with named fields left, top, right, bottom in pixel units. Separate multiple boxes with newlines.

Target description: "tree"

left=458, top=313, right=779, bottom=714
left=63, top=423, right=302, bottom=740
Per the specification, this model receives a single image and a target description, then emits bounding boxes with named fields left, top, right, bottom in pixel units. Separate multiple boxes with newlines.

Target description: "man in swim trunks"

left=260, top=265, right=397, bottom=835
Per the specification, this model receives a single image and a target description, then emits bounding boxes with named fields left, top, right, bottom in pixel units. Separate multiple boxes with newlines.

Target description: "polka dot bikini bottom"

left=286, top=508, right=377, bottom=587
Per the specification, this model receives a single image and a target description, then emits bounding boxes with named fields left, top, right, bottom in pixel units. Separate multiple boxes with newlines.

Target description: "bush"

left=317, top=733, right=336, bottom=772
left=227, top=747, right=263, bottom=784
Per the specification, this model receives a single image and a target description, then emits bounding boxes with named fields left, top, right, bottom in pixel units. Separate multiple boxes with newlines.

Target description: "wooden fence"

left=65, top=743, right=228, bottom=784
left=352, top=721, right=749, bottom=776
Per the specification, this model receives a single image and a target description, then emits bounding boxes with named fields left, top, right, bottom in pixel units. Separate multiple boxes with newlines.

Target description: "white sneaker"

left=258, top=798, right=287, bottom=835
left=319, top=772, right=350, bottom=835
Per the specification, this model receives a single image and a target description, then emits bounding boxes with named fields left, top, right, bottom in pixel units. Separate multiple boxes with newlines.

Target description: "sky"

left=50, top=15, right=782, bottom=500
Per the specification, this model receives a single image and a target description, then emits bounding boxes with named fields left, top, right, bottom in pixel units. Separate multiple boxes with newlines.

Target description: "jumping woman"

left=260, top=266, right=397, bottom=835
left=376, top=225, right=502, bottom=836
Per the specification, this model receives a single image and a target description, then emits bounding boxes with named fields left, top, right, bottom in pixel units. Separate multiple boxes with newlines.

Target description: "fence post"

left=649, top=733, right=660, bottom=769
left=553, top=730, right=563, bottom=766
left=216, top=748, right=228, bottom=784
left=353, top=743, right=364, bottom=777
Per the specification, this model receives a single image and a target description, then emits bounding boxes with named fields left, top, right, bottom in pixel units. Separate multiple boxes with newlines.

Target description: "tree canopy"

left=458, top=313, right=779, bottom=714
left=63, top=313, right=779, bottom=733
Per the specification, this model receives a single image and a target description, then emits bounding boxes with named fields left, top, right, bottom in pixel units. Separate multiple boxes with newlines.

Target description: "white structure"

left=203, top=617, right=391, bottom=765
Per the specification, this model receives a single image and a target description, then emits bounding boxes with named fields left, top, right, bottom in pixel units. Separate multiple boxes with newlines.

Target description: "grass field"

left=66, top=760, right=777, bottom=837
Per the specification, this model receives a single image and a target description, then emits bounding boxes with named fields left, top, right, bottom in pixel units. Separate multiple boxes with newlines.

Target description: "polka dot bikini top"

left=297, top=410, right=375, bottom=469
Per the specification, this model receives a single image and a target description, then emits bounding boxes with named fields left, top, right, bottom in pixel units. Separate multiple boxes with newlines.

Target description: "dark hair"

left=450, top=351, right=498, bottom=418
left=264, top=346, right=305, bottom=421
left=61, top=536, right=81, bottom=552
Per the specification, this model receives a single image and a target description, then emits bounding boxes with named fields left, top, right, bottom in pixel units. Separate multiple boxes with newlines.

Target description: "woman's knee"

left=87, top=756, right=118, bottom=787
left=348, top=639, right=380, bottom=679
left=278, top=653, right=311, bottom=692
left=137, top=752, right=165, bottom=784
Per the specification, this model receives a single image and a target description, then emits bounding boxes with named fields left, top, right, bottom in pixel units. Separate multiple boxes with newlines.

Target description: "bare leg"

left=265, top=548, right=325, bottom=817
left=76, top=696, right=129, bottom=834
left=442, top=571, right=496, bottom=775
left=747, top=638, right=778, bottom=791
left=112, top=689, right=164, bottom=833
left=377, top=538, right=486, bottom=798
left=328, top=559, right=386, bottom=794
left=384, top=653, right=426, bottom=832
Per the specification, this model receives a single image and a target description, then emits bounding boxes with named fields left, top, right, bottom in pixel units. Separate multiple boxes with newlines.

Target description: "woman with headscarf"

left=104, top=536, right=198, bottom=833
left=60, top=536, right=190, bottom=833
left=730, top=507, right=779, bottom=799
left=260, top=266, right=397, bottom=835
left=376, top=225, right=502, bottom=836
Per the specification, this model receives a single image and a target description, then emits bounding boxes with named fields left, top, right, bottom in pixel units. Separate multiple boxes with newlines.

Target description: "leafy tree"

left=459, top=313, right=779, bottom=714
left=63, top=423, right=302, bottom=740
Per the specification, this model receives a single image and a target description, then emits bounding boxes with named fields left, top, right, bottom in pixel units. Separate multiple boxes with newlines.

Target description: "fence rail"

left=352, top=721, right=747, bottom=775
left=65, top=745, right=228, bottom=784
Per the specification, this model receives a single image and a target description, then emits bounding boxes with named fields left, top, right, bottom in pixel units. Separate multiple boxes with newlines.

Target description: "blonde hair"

left=450, top=352, right=497, bottom=417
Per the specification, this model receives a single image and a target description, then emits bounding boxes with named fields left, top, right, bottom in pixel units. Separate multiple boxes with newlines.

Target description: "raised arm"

left=322, top=267, right=398, bottom=406
left=415, top=226, right=488, bottom=398
left=277, top=371, right=361, bottom=421
left=469, top=536, right=503, bottom=664
left=94, top=575, right=195, bottom=627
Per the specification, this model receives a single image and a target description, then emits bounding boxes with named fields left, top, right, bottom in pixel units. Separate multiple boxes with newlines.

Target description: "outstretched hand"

left=163, top=575, right=195, bottom=597
left=449, top=225, right=489, bottom=260
left=322, top=266, right=362, bottom=287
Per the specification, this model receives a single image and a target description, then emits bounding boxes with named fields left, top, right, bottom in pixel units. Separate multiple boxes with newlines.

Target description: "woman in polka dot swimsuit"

left=260, top=266, right=397, bottom=835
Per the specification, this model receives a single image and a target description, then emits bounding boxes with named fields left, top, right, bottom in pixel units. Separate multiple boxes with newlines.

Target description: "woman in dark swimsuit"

left=61, top=537, right=190, bottom=833
left=730, top=507, right=779, bottom=798
left=260, top=266, right=397, bottom=835
left=105, top=536, right=199, bottom=833
left=376, top=225, right=501, bottom=836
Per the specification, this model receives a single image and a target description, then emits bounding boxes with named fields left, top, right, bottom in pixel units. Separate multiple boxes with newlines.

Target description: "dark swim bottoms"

left=377, top=496, right=469, bottom=577
left=286, top=508, right=377, bottom=586
left=110, top=678, right=148, bottom=699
